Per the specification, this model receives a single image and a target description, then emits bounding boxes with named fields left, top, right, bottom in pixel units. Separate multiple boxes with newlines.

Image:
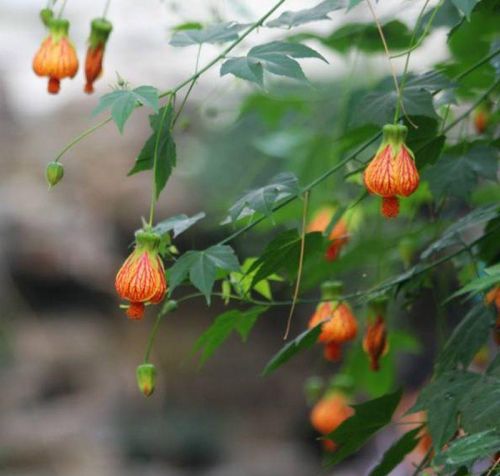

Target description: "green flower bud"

left=40, top=8, right=54, bottom=27
left=136, top=363, right=157, bottom=397
left=45, top=161, right=64, bottom=189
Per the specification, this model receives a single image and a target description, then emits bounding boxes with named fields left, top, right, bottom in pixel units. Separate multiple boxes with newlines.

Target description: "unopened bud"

left=40, top=8, right=54, bottom=27
left=221, top=280, right=231, bottom=305
left=46, top=161, right=64, bottom=189
left=136, top=363, right=157, bottom=397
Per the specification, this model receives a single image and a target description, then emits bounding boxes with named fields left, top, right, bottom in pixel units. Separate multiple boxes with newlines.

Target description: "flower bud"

left=136, top=363, right=157, bottom=397
left=39, top=8, right=54, bottom=27
left=473, top=102, right=491, bottom=134
left=45, top=161, right=64, bottom=188
left=84, top=18, right=113, bottom=94
left=363, top=315, right=389, bottom=371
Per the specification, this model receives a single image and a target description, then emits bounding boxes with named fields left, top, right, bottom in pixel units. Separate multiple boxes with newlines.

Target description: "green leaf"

left=222, top=172, right=300, bottom=223
left=369, top=427, right=422, bottom=476
left=405, top=116, right=446, bottom=168
left=354, top=72, right=451, bottom=126
left=435, top=304, right=495, bottom=375
left=450, top=0, right=480, bottom=19
left=168, top=244, right=240, bottom=303
left=424, top=144, right=498, bottom=201
left=433, top=430, right=500, bottom=471
left=324, top=389, right=403, bottom=467
left=220, top=41, right=326, bottom=85
left=420, top=204, right=500, bottom=259
left=229, top=258, right=282, bottom=301
left=266, top=0, right=345, bottom=28
left=128, top=104, right=177, bottom=199
left=460, top=374, right=500, bottom=434
left=169, top=22, right=246, bottom=47
left=307, top=20, right=413, bottom=54
left=487, top=353, right=500, bottom=378
left=153, top=212, right=206, bottom=238
left=262, top=325, right=322, bottom=376
left=93, top=86, right=159, bottom=133
left=447, top=264, right=500, bottom=301
left=194, top=306, right=267, bottom=366
left=410, top=370, right=481, bottom=448
left=248, top=230, right=323, bottom=288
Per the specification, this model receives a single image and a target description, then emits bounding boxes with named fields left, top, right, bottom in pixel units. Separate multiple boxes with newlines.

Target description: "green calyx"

left=136, top=363, right=157, bottom=397
left=88, top=18, right=113, bottom=48
left=135, top=229, right=161, bottom=251
left=48, top=18, right=70, bottom=40
left=321, top=280, right=343, bottom=301
left=382, top=124, right=408, bottom=147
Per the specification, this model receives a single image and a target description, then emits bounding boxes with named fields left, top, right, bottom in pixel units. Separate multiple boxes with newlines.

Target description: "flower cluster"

left=33, top=10, right=112, bottom=94
left=364, top=124, right=420, bottom=218
left=115, top=230, right=167, bottom=320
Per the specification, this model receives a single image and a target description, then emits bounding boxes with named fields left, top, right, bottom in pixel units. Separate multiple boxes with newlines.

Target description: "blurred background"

left=0, top=0, right=488, bottom=475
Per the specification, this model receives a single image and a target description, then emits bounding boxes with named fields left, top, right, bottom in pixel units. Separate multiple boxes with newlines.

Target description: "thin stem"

left=148, top=95, right=173, bottom=226
left=53, top=0, right=287, bottom=162
left=283, top=190, right=309, bottom=340
left=365, top=0, right=410, bottom=126
left=144, top=311, right=164, bottom=362
left=57, top=0, right=68, bottom=18
left=172, top=44, right=202, bottom=127
left=487, top=455, right=500, bottom=476
left=102, top=0, right=112, bottom=18
left=54, top=117, right=112, bottom=162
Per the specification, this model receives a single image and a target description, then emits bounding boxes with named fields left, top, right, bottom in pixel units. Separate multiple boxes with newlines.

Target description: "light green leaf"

left=447, top=265, right=500, bottom=301
left=266, top=0, right=345, bottom=28
left=154, top=212, right=206, bottom=238
left=93, top=86, right=159, bottom=133
left=222, top=172, right=300, bottom=224
left=451, top=0, right=480, bottom=19
left=194, top=307, right=267, bottom=366
left=170, top=21, right=246, bottom=47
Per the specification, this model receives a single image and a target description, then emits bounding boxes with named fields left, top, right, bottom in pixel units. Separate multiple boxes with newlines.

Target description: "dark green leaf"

left=405, top=116, right=445, bottom=167
left=435, top=304, right=495, bottom=375
left=153, top=212, right=206, bottom=238
left=93, top=86, right=159, bottom=133
left=433, top=430, right=500, bottom=471
left=262, top=325, right=322, bottom=376
left=194, top=307, right=267, bottom=366
left=222, top=172, right=300, bottom=223
left=369, top=427, right=422, bottom=476
left=266, top=0, right=345, bottom=28
left=168, top=244, right=240, bottom=303
left=487, top=354, right=500, bottom=378
left=410, top=371, right=480, bottom=448
left=128, top=104, right=177, bottom=199
left=170, top=22, right=246, bottom=46
left=421, top=204, right=500, bottom=259
left=324, top=390, right=403, bottom=466
left=424, top=144, right=498, bottom=201
left=220, top=57, right=264, bottom=86
left=447, top=263, right=500, bottom=301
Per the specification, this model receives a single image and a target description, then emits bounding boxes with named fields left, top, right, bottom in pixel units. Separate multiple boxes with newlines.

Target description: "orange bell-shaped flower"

left=33, top=18, right=79, bottom=94
left=84, top=18, right=113, bottom=94
left=310, top=392, right=354, bottom=451
left=307, top=206, right=350, bottom=262
left=364, top=124, right=419, bottom=218
left=308, top=281, right=358, bottom=346
left=363, top=315, right=389, bottom=371
left=115, top=230, right=167, bottom=320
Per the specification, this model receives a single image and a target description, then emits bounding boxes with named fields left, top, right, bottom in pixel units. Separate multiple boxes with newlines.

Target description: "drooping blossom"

left=84, top=18, right=113, bottom=94
left=364, top=124, right=419, bottom=218
left=33, top=18, right=79, bottom=94
left=115, top=230, right=167, bottom=320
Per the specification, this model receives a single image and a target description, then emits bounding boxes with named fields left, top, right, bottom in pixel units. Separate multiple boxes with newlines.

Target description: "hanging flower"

left=308, top=281, right=358, bottom=345
left=307, top=206, right=350, bottom=262
left=362, top=297, right=389, bottom=371
left=115, top=230, right=167, bottom=320
left=364, top=124, right=419, bottom=218
left=33, top=18, right=79, bottom=94
left=473, top=102, right=491, bottom=134
left=84, top=18, right=113, bottom=94
left=310, top=392, right=354, bottom=451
